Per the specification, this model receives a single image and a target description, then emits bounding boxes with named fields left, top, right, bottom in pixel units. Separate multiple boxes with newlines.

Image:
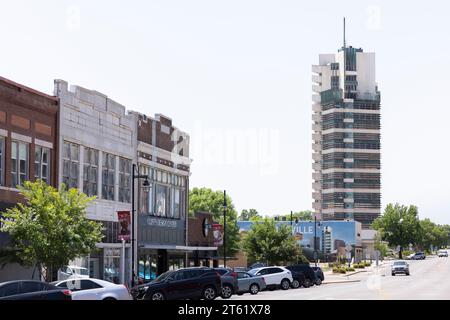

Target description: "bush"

left=347, top=267, right=355, bottom=272
left=364, top=261, right=372, bottom=267
left=332, top=267, right=340, bottom=273
left=339, top=268, right=346, bottom=274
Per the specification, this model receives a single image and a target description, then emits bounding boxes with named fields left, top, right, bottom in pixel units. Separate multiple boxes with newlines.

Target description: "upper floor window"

left=83, top=147, right=98, bottom=197
left=118, top=158, right=131, bottom=203
left=0, top=138, right=4, bottom=186
left=102, top=153, right=115, bottom=201
left=35, top=146, right=51, bottom=184
left=11, top=141, right=28, bottom=188
left=62, top=142, right=79, bottom=189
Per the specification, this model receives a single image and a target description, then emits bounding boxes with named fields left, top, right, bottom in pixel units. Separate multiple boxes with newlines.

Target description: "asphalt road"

left=228, top=253, right=450, bottom=300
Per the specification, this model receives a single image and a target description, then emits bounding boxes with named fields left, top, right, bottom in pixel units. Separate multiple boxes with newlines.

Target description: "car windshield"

left=153, top=271, right=175, bottom=283
left=394, top=261, right=406, bottom=265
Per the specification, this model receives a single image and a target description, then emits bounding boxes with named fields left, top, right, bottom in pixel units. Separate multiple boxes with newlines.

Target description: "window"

left=62, top=142, right=79, bottom=189
left=172, top=188, right=180, bottom=218
left=83, top=148, right=98, bottom=197
left=119, top=158, right=131, bottom=203
left=155, top=184, right=167, bottom=217
left=20, top=282, right=45, bottom=294
left=139, top=166, right=153, bottom=215
left=34, top=146, right=51, bottom=184
left=11, top=141, right=28, bottom=187
left=0, top=138, right=4, bottom=186
left=102, top=153, right=115, bottom=200
left=0, top=283, right=20, bottom=297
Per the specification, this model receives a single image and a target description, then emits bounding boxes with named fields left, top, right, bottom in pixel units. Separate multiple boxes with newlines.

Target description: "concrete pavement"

left=228, top=253, right=450, bottom=300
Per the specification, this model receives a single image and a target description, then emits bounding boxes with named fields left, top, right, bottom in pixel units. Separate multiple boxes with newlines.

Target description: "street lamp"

left=223, top=190, right=227, bottom=268
left=399, top=217, right=404, bottom=260
left=131, top=164, right=150, bottom=287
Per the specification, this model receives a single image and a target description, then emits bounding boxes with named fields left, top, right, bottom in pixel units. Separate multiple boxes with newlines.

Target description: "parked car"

left=438, top=250, right=448, bottom=257
left=0, top=280, right=72, bottom=300
left=57, top=265, right=90, bottom=281
left=391, top=261, right=410, bottom=276
left=51, top=278, right=131, bottom=300
left=130, top=267, right=222, bottom=300
left=311, top=266, right=325, bottom=282
left=285, top=265, right=320, bottom=287
left=213, top=267, right=238, bottom=299
left=247, top=266, right=292, bottom=290
left=289, top=270, right=306, bottom=289
left=235, top=271, right=266, bottom=295
left=410, top=252, right=426, bottom=260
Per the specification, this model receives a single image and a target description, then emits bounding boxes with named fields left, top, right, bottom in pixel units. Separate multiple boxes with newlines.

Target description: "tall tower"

left=312, top=21, right=381, bottom=229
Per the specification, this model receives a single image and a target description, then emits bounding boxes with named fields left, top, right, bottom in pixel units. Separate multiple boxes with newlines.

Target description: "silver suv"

left=391, top=261, right=410, bottom=276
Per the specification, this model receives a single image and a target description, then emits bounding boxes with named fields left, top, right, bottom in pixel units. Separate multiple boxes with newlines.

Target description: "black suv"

left=290, top=270, right=307, bottom=289
left=131, top=267, right=222, bottom=300
left=286, top=265, right=320, bottom=287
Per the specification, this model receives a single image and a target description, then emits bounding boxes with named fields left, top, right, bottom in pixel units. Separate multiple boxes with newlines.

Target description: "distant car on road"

left=130, top=267, right=222, bottom=300
left=213, top=267, right=238, bottom=299
left=391, top=261, right=410, bottom=276
left=410, top=252, right=426, bottom=260
left=247, top=267, right=293, bottom=290
left=438, top=250, right=448, bottom=257
left=235, top=271, right=266, bottom=295
left=52, top=278, right=131, bottom=300
left=0, top=280, right=72, bottom=300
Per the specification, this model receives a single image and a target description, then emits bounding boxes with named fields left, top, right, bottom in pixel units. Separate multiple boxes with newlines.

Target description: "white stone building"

left=54, top=80, right=136, bottom=284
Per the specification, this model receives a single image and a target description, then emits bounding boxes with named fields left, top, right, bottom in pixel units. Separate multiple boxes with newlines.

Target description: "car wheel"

left=249, top=283, right=260, bottom=295
left=102, top=297, right=117, bottom=301
left=280, top=279, right=290, bottom=290
left=392, top=273, right=395, bottom=276
left=315, top=278, right=322, bottom=286
left=221, top=284, right=233, bottom=299
left=202, top=286, right=217, bottom=300
left=303, top=278, right=312, bottom=288
left=291, top=279, right=300, bottom=289
left=151, top=291, right=165, bottom=300
left=406, top=272, right=410, bottom=276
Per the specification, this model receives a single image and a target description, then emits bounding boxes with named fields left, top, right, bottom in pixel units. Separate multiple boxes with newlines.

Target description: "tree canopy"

left=189, top=187, right=240, bottom=258
left=242, top=218, right=308, bottom=265
left=238, top=209, right=261, bottom=221
left=0, top=180, right=103, bottom=281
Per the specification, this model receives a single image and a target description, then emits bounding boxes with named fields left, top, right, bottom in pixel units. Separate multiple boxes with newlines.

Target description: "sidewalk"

left=322, top=261, right=387, bottom=284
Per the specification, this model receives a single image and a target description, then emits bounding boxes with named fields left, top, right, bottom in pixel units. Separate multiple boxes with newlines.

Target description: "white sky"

left=1, top=0, right=449, bottom=224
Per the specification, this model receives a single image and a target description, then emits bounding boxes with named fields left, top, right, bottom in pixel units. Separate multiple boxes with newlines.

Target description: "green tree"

left=374, top=230, right=389, bottom=259
left=242, top=218, right=307, bottom=265
left=372, top=203, right=421, bottom=259
left=189, top=188, right=240, bottom=258
left=0, top=180, right=103, bottom=281
left=239, top=209, right=260, bottom=221
left=419, top=220, right=449, bottom=252
left=278, top=210, right=313, bottom=221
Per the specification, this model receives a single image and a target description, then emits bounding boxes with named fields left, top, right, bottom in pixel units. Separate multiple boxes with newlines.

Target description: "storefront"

left=187, top=212, right=218, bottom=268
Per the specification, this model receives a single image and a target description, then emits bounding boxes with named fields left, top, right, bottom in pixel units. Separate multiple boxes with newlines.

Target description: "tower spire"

left=343, top=17, right=346, bottom=49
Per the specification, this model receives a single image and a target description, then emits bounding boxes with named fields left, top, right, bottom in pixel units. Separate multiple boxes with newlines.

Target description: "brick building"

left=0, top=77, right=59, bottom=281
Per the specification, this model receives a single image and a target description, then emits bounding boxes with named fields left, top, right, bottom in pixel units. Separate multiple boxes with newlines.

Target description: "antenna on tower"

left=343, top=17, right=346, bottom=49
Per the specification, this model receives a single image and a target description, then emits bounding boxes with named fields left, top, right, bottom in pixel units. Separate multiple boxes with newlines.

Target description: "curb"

left=322, top=279, right=361, bottom=285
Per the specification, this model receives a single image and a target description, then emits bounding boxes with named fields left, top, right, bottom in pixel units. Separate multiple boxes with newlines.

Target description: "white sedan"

left=52, top=278, right=132, bottom=300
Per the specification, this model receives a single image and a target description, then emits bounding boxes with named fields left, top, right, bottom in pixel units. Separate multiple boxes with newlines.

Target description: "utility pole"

left=314, top=215, right=317, bottom=267
left=290, top=211, right=293, bottom=228
left=223, top=190, right=227, bottom=268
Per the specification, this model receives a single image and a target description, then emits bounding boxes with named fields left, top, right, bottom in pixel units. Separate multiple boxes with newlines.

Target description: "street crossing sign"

left=345, top=245, right=352, bottom=252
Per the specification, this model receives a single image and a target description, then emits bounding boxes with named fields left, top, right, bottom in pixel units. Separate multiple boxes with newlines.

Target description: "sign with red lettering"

left=117, top=211, right=131, bottom=241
